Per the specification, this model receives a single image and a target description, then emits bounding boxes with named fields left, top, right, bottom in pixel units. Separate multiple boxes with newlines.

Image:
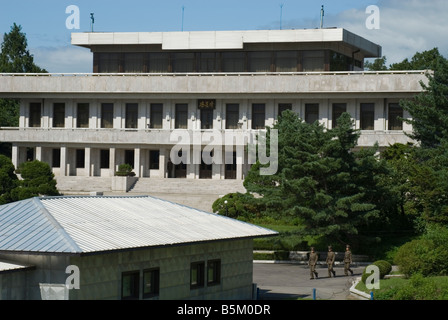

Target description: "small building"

left=0, top=195, right=276, bottom=300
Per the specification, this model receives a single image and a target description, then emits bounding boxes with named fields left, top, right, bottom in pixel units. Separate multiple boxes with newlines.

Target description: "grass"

left=356, top=275, right=448, bottom=300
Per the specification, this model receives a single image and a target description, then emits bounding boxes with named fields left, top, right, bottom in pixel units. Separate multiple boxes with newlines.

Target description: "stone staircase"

left=128, top=178, right=246, bottom=212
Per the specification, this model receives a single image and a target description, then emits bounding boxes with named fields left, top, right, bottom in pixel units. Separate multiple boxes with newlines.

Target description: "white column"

left=60, top=146, right=67, bottom=176
left=85, top=147, right=91, bottom=176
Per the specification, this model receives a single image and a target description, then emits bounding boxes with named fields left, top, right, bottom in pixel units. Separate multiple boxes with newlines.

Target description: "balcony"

left=0, top=71, right=429, bottom=99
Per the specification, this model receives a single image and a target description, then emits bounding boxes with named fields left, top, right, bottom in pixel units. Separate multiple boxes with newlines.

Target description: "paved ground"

left=253, top=262, right=367, bottom=300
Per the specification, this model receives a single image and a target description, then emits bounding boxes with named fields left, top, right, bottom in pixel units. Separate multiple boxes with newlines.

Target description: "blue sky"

left=1, top=0, right=447, bottom=72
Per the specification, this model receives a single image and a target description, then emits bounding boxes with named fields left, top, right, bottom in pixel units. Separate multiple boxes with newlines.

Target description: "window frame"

left=121, top=271, right=140, bottom=300
left=190, top=261, right=205, bottom=289
left=360, top=103, right=375, bottom=130
left=207, top=259, right=221, bottom=286
left=143, top=268, right=160, bottom=299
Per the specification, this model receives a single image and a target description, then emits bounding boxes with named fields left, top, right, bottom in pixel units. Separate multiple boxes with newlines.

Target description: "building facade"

left=0, top=28, right=428, bottom=199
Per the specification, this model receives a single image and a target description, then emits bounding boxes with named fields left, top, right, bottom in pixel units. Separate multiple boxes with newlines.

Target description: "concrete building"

left=0, top=195, right=276, bottom=300
left=0, top=28, right=428, bottom=210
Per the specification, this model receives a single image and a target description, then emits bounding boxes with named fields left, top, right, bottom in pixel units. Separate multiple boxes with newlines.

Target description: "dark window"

left=76, top=149, right=85, bottom=168
left=305, top=104, right=319, bottom=124
left=143, top=268, right=160, bottom=299
left=302, top=50, right=325, bottom=72
left=77, top=103, right=89, bottom=128
left=150, top=104, right=163, bottom=129
left=101, top=103, right=114, bottom=128
left=252, top=104, right=265, bottom=129
left=248, top=51, right=272, bottom=72
left=124, top=53, right=144, bottom=73
left=148, top=53, right=169, bottom=73
left=207, top=260, right=221, bottom=286
left=149, top=150, right=160, bottom=170
left=53, top=103, right=65, bottom=128
left=100, top=149, right=110, bottom=169
left=52, top=149, right=61, bottom=168
left=278, top=103, right=292, bottom=117
left=222, top=52, right=245, bottom=72
left=29, top=103, right=41, bottom=127
left=226, top=104, right=240, bottom=129
left=175, top=104, right=188, bottom=129
left=276, top=51, right=298, bottom=72
left=332, top=103, right=347, bottom=128
left=201, top=109, right=213, bottom=130
left=190, top=262, right=205, bottom=289
left=172, top=53, right=195, bottom=73
left=125, top=103, right=138, bottom=129
left=125, top=150, right=134, bottom=168
left=388, top=103, right=403, bottom=130
left=199, top=150, right=213, bottom=179
left=360, top=103, right=375, bottom=130
left=122, top=271, right=139, bottom=300
left=198, top=52, right=219, bottom=72
left=225, top=152, right=237, bottom=179
left=98, top=53, right=120, bottom=73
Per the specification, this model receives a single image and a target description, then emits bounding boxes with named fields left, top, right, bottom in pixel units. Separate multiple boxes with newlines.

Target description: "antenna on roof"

left=280, top=3, right=284, bottom=30
left=90, top=13, right=95, bottom=32
left=182, top=6, right=185, bottom=31
left=320, top=5, right=324, bottom=29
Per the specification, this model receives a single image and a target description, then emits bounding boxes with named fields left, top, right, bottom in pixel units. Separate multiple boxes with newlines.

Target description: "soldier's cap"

left=346, top=244, right=350, bottom=248
left=328, top=246, right=332, bottom=250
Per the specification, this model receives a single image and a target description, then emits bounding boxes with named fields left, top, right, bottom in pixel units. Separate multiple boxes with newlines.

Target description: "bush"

left=361, top=260, right=392, bottom=283
left=115, top=164, right=135, bottom=176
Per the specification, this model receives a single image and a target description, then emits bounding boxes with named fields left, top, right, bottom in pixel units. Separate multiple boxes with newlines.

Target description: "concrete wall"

left=0, top=239, right=255, bottom=300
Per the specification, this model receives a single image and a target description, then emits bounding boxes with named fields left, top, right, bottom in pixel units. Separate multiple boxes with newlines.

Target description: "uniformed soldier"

left=326, top=246, right=336, bottom=277
left=308, top=247, right=319, bottom=279
left=344, top=244, right=354, bottom=276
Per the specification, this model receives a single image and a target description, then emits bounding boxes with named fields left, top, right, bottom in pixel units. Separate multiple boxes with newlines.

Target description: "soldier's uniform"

left=308, top=247, right=319, bottom=279
left=326, top=246, right=336, bottom=277
left=344, top=245, right=354, bottom=276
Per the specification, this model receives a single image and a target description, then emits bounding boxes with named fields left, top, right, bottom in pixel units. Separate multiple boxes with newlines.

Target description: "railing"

left=0, top=70, right=431, bottom=77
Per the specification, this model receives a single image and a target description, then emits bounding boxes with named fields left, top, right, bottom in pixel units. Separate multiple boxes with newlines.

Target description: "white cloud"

left=325, top=0, right=448, bottom=64
left=32, top=46, right=92, bottom=73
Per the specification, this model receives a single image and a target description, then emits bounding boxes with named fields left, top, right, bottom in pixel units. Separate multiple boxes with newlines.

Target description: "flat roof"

left=71, top=28, right=382, bottom=57
left=0, top=196, right=277, bottom=255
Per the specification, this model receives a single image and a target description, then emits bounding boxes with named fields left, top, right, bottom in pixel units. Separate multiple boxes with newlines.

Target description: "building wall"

left=0, top=239, right=255, bottom=300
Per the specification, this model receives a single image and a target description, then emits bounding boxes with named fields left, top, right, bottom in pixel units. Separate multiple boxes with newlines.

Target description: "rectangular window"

left=52, top=149, right=61, bottom=168
left=122, top=271, right=139, bottom=300
left=201, top=108, right=213, bottom=130
left=276, top=51, right=298, bottom=72
left=190, top=262, right=205, bottom=289
left=101, top=103, right=114, bottom=128
left=143, top=268, right=160, bottom=299
left=124, top=53, right=144, bottom=73
left=172, top=53, right=195, bottom=73
left=77, top=103, right=89, bottom=128
left=29, top=103, right=41, bottom=127
left=302, top=50, right=325, bottom=72
left=150, top=104, right=163, bottom=129
left=207, top=260, right=221, bottom=286
left=360, top=103, right=375, bottom=130
left=388, top=103, right=403, bottom=130
left=53, top=103, right=65, bottom=128
left=175, top=104, right=188, bottom=129
left=225, top=152, right=237, bottom=179
left=125, top=103, right=138, bottom=129
left=149, top=150, right=160, bottom=170
left=76, top=149, right=85, bottom=168
left=278, top=103, right=292, bottom=117
left=222, top=52, right=245, bottom=72
left=149, top=53, right=169, bottom=73
left=252, top=104, right=266, bottom=129
left=125, top=150, right=134, bottom=168
left=100, top=149, right=110, bottom=169
left=226, top=104, right=239, bottom=129
left=305, top=104, right=319, bottom=124
left=198, top=52, right=219, bottom=72
left=248, top=51, right=272, bottom=72
left=98, top=53, right=120, bottom=73
left=332, top=103, right=347, bottom=128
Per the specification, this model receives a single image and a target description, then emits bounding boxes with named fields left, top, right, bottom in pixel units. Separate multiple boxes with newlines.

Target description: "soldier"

left=344, top=244, right=354, bottom=276
left=308, top=247, right=319, bottom=280
left=326, top=246, right=336, bottom=277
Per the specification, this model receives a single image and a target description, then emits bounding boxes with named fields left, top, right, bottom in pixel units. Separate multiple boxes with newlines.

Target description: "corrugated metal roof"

left=0, top=196, right=277, bottom=255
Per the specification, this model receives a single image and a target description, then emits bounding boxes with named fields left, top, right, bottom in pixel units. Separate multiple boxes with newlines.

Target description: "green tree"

left=364, top=56, right=388, bottom=71
left=12, top=160, right=60, bottom=200
left=0, top=155, right=19, bottom=204
left=242, top=111, right=391, bottom=245
left=0, top=23, right=47, bottom=156
left=390, top=48, right=445, bottom=71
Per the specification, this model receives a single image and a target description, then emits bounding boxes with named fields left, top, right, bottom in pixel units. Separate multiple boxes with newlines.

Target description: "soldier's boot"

left=332, top=270, right=336, bottom=277
left=314, top=272, right=319, bottom=279
left=328, top=271, right=332, bottom=278
left=349, top=269, right=354, bottom=276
